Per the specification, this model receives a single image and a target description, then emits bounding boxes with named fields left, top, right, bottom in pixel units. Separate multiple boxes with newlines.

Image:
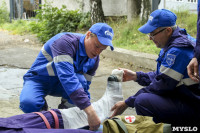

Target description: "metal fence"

left=10, top=0, right=41, bottom=20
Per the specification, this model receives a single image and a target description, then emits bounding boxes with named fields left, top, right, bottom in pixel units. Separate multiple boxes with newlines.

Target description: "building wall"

left=0, top=0, right=10, bottom=12
left=159, top=0, right=197, bottom=13
left=101, top=0, right=127, bottom=16
left=1, top=0, right=198, bottom=18
left=44, top=0, right=81, bottom=11
left=44, top=0, right=127, bottom=16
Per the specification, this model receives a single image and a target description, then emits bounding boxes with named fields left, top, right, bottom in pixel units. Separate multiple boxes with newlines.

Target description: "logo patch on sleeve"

left=166, top=54, right=176, bottom=66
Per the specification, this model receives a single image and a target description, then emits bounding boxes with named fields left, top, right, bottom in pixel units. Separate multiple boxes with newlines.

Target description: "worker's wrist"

left=84, top=105, right=95, bottom=115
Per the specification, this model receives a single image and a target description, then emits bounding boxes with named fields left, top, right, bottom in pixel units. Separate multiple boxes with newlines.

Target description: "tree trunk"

left=90, top=0, right=105, bottom=24
left=151, top=0, right=161, bottom=11
left=127, top=0, right=141, bottom=23
left=14, top=0, right=23, bottom=19
left=141, top=0, right=151, bottom=23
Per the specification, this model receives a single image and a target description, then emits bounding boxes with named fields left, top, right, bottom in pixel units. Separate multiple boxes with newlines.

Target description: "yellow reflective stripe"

left=53, top=55, right=73, bottom=64
left=176, top=78, right=199, bottom=87
left=41, top=46, right=53, bottom=62
left=160, top=65, right=183, bottom=81
left=46, top=62, right=55, bottom=76
left=84, top=74, right=93, bottom=82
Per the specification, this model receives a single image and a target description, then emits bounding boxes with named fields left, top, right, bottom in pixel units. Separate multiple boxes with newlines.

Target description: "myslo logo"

left=172, top=126, right=198, bottom=132
left=105, top=30, right=113, bottom=38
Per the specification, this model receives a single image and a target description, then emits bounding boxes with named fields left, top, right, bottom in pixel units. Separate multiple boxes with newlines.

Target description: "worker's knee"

left=134, top=93, right=151, bottom=112
left=20, top=98, right=44, bottom=113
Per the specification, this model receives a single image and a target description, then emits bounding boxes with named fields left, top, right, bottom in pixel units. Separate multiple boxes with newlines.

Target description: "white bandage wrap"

left=59, top=69, right=124, bottom=129
left=111, top=69, right=124, bottom=82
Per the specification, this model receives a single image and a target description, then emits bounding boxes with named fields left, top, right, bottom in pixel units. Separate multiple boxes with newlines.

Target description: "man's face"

left=148, top=27, right=171, bottom=48
left=84, top=31, right=108, bottom=58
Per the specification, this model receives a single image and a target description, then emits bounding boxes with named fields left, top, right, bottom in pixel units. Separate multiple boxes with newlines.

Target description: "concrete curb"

left=101, top=47, right=158, bottom=70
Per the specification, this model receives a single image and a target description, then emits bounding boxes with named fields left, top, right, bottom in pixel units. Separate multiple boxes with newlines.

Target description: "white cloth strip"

left=60, top=69, right=124, bottom=129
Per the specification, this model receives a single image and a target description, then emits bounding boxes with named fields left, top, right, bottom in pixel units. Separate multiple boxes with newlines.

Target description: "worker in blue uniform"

left=19, top=23, right=114, bottom=131
left=111, top=9, right=200, bottom=125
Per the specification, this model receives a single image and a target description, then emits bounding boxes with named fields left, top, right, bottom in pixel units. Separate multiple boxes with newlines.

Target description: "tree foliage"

left=0, top=1, right=9, bottom=25
left=30, top=2, right=91, bottom=43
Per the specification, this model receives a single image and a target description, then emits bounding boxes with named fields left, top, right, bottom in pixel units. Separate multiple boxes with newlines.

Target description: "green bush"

left=0, top=1, right=9, bottom=25
left=31, top=3, right=91, bottom=43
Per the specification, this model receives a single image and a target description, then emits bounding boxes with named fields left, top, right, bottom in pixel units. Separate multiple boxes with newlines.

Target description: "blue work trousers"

left=134, top=92, right=200, bottom=125
left=20, top=73, right=88, bottom=113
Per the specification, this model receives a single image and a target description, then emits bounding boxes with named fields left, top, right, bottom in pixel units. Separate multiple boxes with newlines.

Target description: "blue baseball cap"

left=138, top=9, right=177, bottom=34
left=89, top=23, right=114, bottom=51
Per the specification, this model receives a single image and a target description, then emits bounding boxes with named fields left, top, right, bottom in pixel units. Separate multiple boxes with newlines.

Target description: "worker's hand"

left=110, top=101, right=128, bottom=118
left=118, top=68, right=137, bottom=82
left=84, top=105, right=101, bottom=131
left=187, top=58, right=199, bottom=82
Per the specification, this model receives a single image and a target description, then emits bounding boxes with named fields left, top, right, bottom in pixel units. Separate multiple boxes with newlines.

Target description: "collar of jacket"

left=79, top=35, right=88, bottom=57
left=163, top=26, right=195, bottom=53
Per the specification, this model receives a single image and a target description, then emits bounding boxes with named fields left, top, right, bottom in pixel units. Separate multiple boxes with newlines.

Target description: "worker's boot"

left=41, top=98, right=48, bottom=111
left=58, top=98, right=75, bottom=109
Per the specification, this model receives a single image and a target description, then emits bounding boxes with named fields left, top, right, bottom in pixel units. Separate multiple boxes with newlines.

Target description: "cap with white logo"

left=89, top=23, right=114, bottom=51
left=138, top=9, right=177, bottom=34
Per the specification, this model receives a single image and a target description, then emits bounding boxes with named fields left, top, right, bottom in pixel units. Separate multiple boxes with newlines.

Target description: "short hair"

left=159, top=25, right=177, bottom=31
left=171, top=25, right=177, bottom=30
left=90, top=32, right=97, bottom=37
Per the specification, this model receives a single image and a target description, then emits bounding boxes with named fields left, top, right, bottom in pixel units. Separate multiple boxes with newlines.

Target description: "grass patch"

left=1, top=19, right=33, bottom=35
left=108, top=10, right=197, bottom=55
left=107, top=17, right=160, bottom=55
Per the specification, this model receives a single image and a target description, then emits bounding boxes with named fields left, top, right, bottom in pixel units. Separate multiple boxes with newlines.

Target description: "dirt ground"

left=0, top=30, right=149, bottom=118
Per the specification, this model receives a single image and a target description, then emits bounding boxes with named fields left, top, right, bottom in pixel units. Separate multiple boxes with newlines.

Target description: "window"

left=188, top=0, right=197, bottom=3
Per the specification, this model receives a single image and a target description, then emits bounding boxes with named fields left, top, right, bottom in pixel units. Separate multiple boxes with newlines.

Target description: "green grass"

left=1, top=19, right=33, bottom=35
left=1, top=10, right=197, bottom=55
left=107, top=18, right=161, bottom=55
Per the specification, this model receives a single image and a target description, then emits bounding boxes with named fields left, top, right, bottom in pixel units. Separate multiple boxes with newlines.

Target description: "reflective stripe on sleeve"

left=160, top=65, right=183, bottom=81
left=41, top=46, right=55, bottom=76
left=54, top=55, right=73, bottom=64
left=42, top=46, right=53, bottom=61
left=176, top=78, right=199, bottom=87
left=46, top=62, right=55, bottom=76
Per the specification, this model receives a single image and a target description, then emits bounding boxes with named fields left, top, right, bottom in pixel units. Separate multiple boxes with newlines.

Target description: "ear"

left=166, top=27, right=173, bottom=36
left=85, top=31, right=91, bottom=39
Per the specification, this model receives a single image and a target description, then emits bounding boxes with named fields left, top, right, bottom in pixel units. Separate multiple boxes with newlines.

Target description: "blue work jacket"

left=125, top=27, right=200, bottom=107
left=24, top=32, right=99, bottom=109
